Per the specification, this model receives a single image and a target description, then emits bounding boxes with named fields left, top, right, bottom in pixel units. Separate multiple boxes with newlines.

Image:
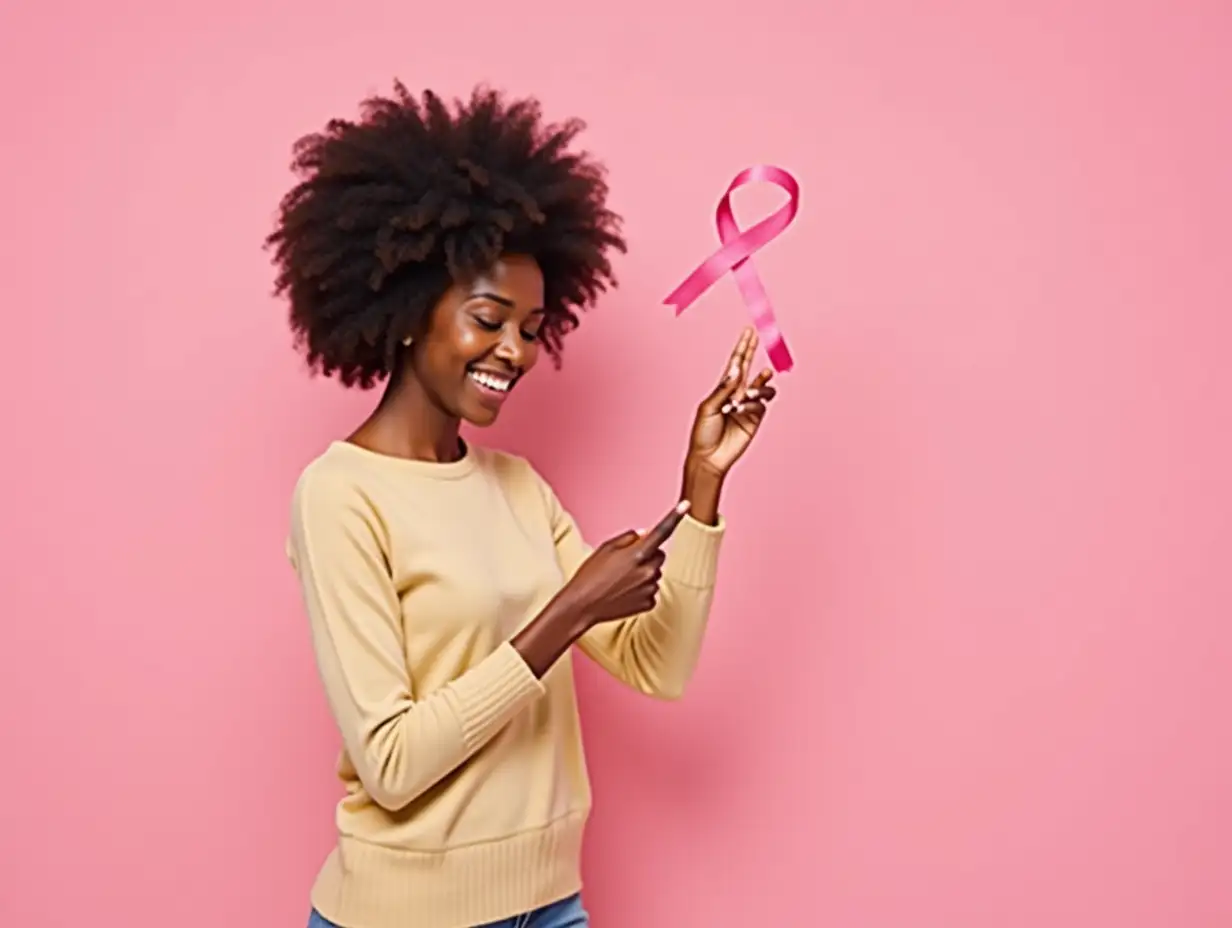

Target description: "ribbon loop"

left=664, top=164, right=799, bottom=373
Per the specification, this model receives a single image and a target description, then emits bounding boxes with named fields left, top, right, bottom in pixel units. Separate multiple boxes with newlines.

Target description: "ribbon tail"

left=765, top=338, right=794, bottom=373
left=663, top=258, right=726, bottom=313
left=731, top=260, right=794, bottom=373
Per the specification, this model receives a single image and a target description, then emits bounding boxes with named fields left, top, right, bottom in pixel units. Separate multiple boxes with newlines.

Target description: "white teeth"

left=469, top=371, right=512, bottom=392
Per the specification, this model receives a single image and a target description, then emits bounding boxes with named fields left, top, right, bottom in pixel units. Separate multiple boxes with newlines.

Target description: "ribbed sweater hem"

left=309, top=810, right=588, bottom=928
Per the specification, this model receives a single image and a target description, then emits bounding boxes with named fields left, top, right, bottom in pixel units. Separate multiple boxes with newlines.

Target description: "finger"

left=749, top=368, right=774, bottom=390
left=723, top=383, right=776, bottom=415
left=741, top=330, right=759, bottom=380
left=699, top=328, right=754, bottom=415
left=722, top=357, right=767, bottom=415
left=728, top=330, right=758, bottom=413
left=733, top=400, right=767, bottom=422
left=605, top=529, right=641, bottom=549
left=636, top=499, right=691, bottom=558
left=628, top=539, right=667, bottom=572
left=732, top=325, right=755, bottom=368
left=723, top=328, right=753, bottom=388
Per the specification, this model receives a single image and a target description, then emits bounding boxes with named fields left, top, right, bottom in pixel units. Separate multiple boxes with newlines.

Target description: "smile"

left=467, top=369, right=515, bottom=395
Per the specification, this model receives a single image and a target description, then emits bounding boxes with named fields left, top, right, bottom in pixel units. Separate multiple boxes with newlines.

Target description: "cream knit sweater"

left=287, top=440, right=724, bottom=928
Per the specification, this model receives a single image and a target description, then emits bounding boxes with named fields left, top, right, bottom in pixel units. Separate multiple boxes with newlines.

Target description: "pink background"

left=2, top=1, right=1230, bottom=925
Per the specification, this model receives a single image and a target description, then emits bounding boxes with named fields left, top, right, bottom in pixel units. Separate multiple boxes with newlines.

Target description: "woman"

left=269, top=83, right=778, bottom=928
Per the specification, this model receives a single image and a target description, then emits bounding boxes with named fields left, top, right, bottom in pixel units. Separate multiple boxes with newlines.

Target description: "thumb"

left=605, top=529, right=641, bottom=549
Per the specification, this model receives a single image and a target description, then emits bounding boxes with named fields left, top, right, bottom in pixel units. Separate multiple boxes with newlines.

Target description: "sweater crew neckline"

left=328, top=439, right=480, bottom=480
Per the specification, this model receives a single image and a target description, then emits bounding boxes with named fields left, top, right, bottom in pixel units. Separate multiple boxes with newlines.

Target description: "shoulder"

left=288, top=444, right=387, bottom=539
left=293, top=445, right=366, bottom=501
left=284, top=448, right=398, bottom=574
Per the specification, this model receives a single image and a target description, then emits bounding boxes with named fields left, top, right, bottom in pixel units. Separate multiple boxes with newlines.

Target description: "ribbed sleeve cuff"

left=450, top=642, right=546, bottom=752
left=663, top=513, right=725, bottom=588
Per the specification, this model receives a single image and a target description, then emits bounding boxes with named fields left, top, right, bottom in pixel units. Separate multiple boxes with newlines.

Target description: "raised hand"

left=686, top=327, right=779, bottom=478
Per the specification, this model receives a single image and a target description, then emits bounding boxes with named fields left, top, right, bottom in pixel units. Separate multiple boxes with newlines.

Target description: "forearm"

left=350, top=596, right=594, bottom=807
left=681, top=456, right=725, bottom=526
left=314, top=637, right=544, bottom=811
left=511, top=596, right=591, bottom=677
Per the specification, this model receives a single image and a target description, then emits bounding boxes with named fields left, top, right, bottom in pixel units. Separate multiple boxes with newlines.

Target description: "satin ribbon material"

left=664, top=164, right=799, bottom=373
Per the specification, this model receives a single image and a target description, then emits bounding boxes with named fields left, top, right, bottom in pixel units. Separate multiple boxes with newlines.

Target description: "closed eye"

left=475, top=318, right=536, bottom=341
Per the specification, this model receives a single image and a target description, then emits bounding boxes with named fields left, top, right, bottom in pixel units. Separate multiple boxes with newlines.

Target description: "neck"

left=350, top=367, right=464, bottom=463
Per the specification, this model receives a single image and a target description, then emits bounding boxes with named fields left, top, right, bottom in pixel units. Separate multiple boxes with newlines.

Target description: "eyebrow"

left=471, top=291, right=515, bottom=307
left=470, top=291, right=545, bottom=314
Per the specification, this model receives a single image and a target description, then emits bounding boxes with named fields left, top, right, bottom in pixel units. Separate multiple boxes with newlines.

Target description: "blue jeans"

left=308, top=893, right=589, bottom=928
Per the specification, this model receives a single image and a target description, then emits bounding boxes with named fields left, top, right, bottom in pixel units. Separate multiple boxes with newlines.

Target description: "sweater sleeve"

left=530, top=465, right=725, bottom=700
left=288, top=466, right=546, bottom=812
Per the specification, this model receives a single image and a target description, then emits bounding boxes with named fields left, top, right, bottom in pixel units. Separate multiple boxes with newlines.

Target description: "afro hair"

left=265, top=82, right=627, bottom=388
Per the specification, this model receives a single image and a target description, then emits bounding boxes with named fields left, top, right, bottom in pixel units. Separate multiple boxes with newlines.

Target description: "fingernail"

left=732, top=402, right=744, bottom=413
left=720, top=403, right=732, bottom=414
left=746, top=389, right=759, bottom=400
left=675, top=499, right=691, bottom=514
left=727, top=362, right=740, bottom=381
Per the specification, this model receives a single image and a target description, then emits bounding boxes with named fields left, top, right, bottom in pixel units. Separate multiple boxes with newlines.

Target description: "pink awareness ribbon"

left=663, top=164, right=799, bottom=373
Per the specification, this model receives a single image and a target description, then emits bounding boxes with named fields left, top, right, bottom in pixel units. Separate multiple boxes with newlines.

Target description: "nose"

left=492, top=324, right=528, bottom=371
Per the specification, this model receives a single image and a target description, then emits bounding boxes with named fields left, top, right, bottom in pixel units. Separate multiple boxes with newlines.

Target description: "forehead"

left=467, top=254, right=545, bottom=304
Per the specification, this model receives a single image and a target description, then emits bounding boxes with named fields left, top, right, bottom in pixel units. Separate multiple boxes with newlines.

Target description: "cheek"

left=453, top=329, right=486, bottom=355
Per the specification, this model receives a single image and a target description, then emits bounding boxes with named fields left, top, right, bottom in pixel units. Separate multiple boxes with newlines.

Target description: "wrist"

left=545, top=591, right=593, bottom=639
left=512, top=593, right=591, bottom=678
left=682, top=457, right=724, bottom=526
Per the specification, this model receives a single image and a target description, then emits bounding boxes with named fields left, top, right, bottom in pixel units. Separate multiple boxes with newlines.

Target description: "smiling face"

left=409, top=254, right=547, bottom=427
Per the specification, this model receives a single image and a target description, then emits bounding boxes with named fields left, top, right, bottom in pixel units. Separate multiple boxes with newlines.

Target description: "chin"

left=456, top=376, right=515, bottom=427
left=459, top=404, right=501, bottom=428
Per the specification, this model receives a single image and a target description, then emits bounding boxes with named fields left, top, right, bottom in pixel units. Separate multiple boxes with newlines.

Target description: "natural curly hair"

left=265, top=82, right=627, bottom=388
